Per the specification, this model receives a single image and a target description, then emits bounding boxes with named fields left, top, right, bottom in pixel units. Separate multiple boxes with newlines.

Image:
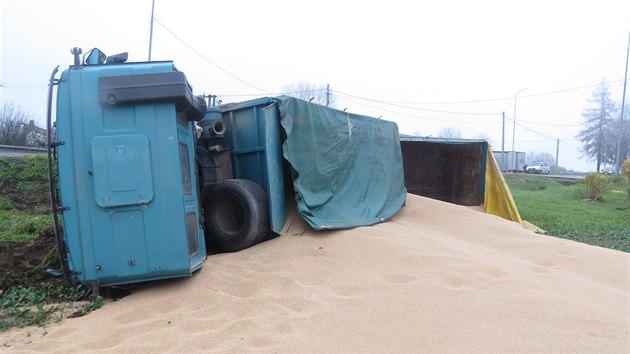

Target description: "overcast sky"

left=1, top=0, right=629, bottom=171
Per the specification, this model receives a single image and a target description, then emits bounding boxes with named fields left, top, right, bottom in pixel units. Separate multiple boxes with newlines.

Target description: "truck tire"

left=203, top=179, right=269, bottom=252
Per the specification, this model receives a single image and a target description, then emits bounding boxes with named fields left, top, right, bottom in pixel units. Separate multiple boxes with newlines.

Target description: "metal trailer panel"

left=54, top=62, right=206, bottom=286
left=400, top=138, right=488, bottom=206
left=218, top=98, right=286, bottom=234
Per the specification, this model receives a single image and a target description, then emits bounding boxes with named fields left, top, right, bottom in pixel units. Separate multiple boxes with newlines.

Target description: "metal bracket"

left=199, top=216, right=206, bottom=231
left=54, top=206, right=70, bottom=213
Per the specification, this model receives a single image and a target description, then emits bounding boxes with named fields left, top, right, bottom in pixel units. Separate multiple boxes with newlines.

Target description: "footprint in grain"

left=380, top=273, right=417, bottom=284
left=330, top=284, right=363, bottom=298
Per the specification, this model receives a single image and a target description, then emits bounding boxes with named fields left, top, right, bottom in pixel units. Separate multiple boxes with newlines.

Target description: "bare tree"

left=283, top=81, right=336, bottom=107
left=437, top=126, right=462, bottom=139
left=0, top=103, right=45, bottom=147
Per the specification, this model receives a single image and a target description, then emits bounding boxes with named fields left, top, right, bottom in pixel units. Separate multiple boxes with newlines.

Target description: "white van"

left=525, top=161, right=551, bottom=174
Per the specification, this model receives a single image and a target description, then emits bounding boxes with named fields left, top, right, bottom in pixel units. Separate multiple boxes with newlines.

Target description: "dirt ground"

left=0, top=227, right=61, bottom=291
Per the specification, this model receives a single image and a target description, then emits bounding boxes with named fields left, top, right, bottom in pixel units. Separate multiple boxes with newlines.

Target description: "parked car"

left=602, top=166, right=616, bottom=175
left=525, top=161, right=551, bottom=174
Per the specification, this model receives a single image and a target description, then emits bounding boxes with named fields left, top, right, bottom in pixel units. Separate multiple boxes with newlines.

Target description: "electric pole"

left=555, top=139, right=560, bottom=174
left=148, top=0, right=156, bottom=61
left=326, top=84, right=330, bottom=107
left=614, top=31, right=629, bottom=175
left=512, top=88, right=527, bottom=172
left=501, top=111, right=505, bottom=171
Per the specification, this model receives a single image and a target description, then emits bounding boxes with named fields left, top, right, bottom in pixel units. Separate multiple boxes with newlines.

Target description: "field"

left=504, top=173, right=629, bottom=252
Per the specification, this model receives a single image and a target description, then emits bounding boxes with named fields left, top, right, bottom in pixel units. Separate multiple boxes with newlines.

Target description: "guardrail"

left=0, top=144, right=47, bottom=157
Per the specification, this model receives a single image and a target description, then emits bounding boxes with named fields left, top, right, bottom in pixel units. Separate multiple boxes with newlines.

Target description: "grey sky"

left=1, top=0, right=629, bottom=171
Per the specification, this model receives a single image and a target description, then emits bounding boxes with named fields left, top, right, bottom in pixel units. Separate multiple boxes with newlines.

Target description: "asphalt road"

left=505, top=172, right=585, bottom=179
left=546, top=174, right=585, bottom=179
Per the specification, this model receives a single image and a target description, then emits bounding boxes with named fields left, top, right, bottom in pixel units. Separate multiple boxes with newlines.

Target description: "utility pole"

left=501, top=111, right=506, bottom=171
left=512, top=88, right=527, bottom=172
left=326, top=84, right=330, bottom=107
left=148, top=0, right=156, bottom=61
left=555, top=139, right=560, bottom=174
left=614, top=31, right=629, bottom=175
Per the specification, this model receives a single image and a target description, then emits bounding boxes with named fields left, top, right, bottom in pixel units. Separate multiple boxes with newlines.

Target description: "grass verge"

left=505, top=174, right=629, bottom=252
left=0, top=155, right=53, bottom=242
left=0, top=156, right=102, bottom=333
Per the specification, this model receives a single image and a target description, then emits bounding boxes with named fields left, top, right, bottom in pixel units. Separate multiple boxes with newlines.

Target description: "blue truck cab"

left=48, top=48, right=286, bottom=290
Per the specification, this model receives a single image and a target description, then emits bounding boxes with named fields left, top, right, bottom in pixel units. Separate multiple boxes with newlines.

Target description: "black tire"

left=203, top=179, right=269, bottom=252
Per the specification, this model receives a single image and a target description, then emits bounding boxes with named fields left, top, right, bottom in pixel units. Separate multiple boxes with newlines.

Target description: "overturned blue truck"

left=46, top=48, right=407, bottom=291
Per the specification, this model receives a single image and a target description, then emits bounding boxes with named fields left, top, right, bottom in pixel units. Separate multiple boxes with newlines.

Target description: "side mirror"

left=84, top=48, right=107, bottom=65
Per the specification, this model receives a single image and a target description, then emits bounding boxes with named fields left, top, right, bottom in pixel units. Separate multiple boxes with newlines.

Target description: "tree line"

left=0, top=103, right=46, bottom=148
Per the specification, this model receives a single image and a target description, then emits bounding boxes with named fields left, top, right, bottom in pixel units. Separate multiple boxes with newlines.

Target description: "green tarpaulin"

left=276, top=96, right=406, bottom=230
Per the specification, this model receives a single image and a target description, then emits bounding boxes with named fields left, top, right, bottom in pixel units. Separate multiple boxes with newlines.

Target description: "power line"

left=519, top=79, right=626, bottom=100
left=329, top=79, right=626, bottom=121
left=152, top=17, right=272, bottom=94
left=517, top=139, right=557, bottom=143
left=115, top=20, right=622, bottom=136
left=503, top=115, right=583, bottom=150
left=562, top=140, right=582, bottom=150
left=218, top=88, right=333, bottom=99
left=510, top=119, right=582, bottom=150
left=334, top=90, right=501, bottom=116
left=203, top=79, right=627, bottom=113
left=341, top=95, right=502, bottom=124
left=336, top=79, right=625, bottom=105
left=515, top=121, right=558, bottom=141
left=516, top=119, right=581, bottom=127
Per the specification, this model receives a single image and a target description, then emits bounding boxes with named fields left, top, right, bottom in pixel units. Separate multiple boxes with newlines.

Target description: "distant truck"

left=46, top=47, right=406, bottom=292
left=492, top=151, right=527, bottom=172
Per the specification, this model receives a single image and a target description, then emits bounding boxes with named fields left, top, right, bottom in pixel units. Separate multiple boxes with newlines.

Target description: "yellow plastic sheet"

left=484, top=148, right=544, bottom=233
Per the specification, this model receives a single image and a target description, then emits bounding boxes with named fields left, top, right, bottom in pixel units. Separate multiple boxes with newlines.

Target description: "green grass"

left=0, top=156, right=102, bottom=332
left=505, top=174, right=630, bottom=252
left=0, top=155, right=50, bottom=194
left=0, top=284, right=100, bottom=332
left=0, top=213, right=53, bottom=242
left=0, top=155, right=52, bottom=242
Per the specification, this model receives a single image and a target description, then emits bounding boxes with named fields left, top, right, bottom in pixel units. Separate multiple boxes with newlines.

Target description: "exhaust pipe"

left=209, top=120, right=226, bottom=137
